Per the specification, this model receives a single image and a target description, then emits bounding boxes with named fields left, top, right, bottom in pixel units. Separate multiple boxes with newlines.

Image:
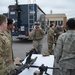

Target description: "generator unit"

left=8, top=0, right=46, bottom=39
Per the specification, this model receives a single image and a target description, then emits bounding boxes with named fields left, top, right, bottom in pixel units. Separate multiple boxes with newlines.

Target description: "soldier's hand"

left=39, top=26, right=42, bottom=29
left=34, top=26, right=36, bottom=29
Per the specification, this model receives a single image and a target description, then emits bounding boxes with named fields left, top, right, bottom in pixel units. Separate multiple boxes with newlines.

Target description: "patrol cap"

left=66, top=18, right=75, bottom=29
left=34, top=21, right=40, bottom=26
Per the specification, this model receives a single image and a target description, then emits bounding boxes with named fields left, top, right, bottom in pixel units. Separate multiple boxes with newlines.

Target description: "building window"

left=29, top=14, right=34, bottom=19
left=58, top=21, right=60, bottom=25
left=29, top=20, right=34, bottom=23
left=57, top=20, right=63, bottom=25
left=61, top=21, right=63, bottom=25
left=55, top=21, right=57, bottom=26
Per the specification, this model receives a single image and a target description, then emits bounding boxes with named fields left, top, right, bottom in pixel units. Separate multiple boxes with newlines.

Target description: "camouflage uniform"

left=4, top=30, right=14, bottom=62
left=54, top=26, right=64, bottom=45
left=32, top=28, right=44, bottom=54
left=47, top=27, right=54, bottom=55
left=54, top=30, right=75, bottom=75
left=0, top=32, right=13, bottom=75
left=4, top=30, right=11, bottom=40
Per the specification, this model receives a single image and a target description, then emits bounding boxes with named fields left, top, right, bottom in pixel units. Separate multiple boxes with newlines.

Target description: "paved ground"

left=12, top=35, right=59, bottom=75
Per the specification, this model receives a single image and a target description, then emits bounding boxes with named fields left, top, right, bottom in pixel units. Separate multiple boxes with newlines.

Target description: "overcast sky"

left=0, top=0, right=75, bottom=18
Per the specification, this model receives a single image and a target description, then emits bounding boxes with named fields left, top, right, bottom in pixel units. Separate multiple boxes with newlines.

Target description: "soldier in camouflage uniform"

left=54, top=18, right=75, bottom=75
left=31, top=22, right=44, bottom=54
left=4, top=18, right=14, bottom=39
left=0, top=15, right=14, bottom=75
left=4, top=18, right=14, bottom=62
left=54, top=24, right=64, bottom=45
left=47, top=24, right=55, bottom=55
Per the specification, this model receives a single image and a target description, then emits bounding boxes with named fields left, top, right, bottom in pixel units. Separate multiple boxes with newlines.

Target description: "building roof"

left=46, top=14, right=66, bottom=18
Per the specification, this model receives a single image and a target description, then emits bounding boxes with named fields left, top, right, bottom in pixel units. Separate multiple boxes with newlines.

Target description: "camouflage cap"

left=34, top=22, right=40, bottom=26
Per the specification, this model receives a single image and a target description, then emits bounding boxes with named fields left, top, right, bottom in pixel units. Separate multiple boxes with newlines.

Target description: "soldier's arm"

left=40, top=29, right=45, bottom=35
left=31, top=29, right=35, bottom=36
left=47, top=30, right=54, bottom=44
left=54, top=35, right=63, bottom=63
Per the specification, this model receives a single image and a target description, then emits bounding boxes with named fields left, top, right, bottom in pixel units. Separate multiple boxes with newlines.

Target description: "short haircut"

left=66, top=18, right=75, bottom=29
left=50, top=24, right=54, bottom=27
left=7, top=18, right=13, bottom=26
left=0, top=15, right=7, bottom=26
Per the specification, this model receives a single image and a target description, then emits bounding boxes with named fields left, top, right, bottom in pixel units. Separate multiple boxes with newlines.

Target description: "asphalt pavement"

left=12, top=35, right=59, bottom=75
left=12, top=35, right=48, bottom=59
